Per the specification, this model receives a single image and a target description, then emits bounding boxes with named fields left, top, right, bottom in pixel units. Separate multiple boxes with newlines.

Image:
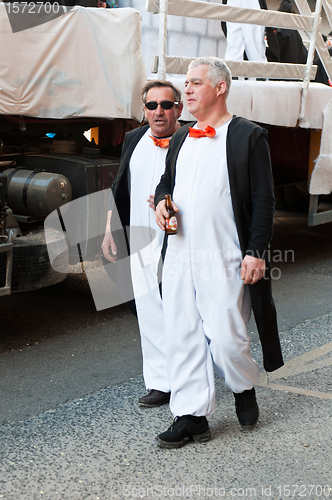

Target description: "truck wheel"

left=283, top=185, right=310, bottom=213
left=0, top=228, right=69, bottom=292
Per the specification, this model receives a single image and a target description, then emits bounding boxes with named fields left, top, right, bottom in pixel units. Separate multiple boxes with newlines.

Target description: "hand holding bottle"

left=155, top=194, right=179, bottom=233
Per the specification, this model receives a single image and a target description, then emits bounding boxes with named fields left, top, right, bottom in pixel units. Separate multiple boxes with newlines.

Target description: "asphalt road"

left=1, top=212, right=332, bottom=499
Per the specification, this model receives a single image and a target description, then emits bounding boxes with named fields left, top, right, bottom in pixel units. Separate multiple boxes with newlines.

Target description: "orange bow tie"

left=188, top=126, right=216, bottom=138
left=150, top=136, right=170, bottom=148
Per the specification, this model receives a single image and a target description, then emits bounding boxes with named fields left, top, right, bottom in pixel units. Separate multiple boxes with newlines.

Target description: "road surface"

left=0, top=212, right=332, bottom=499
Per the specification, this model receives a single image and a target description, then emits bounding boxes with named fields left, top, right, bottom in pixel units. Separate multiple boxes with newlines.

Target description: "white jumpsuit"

left=225, top=0, right=267, bottom=62
left=162, top=121, right=259, bottom=417
left=129, top=130, right=169, bottom=393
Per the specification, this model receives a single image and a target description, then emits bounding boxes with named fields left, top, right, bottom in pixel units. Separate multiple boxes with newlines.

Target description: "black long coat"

left=110, top=125, right=150, bottom=226
left=107, top=125, right=150, bottom=316
left=155, top=117, right=284, bottom=373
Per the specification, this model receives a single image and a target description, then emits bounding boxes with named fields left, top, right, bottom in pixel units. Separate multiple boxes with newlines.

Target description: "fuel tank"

left=4, top=168, right=72, bottom=218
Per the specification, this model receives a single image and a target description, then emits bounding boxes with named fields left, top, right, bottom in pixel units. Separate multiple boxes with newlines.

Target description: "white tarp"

left=0, top=5, right=146, bottom=121
left=171, top=78, right=332, bottom=130
left=310, top=98, right=332, bottom=195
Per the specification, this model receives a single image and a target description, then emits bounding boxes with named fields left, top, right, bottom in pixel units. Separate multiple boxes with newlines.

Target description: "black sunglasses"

left=145, top=100, right=179, bottom=110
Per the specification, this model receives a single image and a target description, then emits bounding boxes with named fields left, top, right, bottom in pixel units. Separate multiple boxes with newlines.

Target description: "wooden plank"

left=146, top=0, right=314, bottom=30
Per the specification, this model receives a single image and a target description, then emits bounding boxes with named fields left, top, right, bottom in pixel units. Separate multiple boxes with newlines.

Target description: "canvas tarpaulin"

left=0, top=5, right=146, bottom=121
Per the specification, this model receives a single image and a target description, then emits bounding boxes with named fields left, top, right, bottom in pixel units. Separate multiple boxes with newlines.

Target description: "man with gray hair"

left=154, top=57, right=283, bottom=448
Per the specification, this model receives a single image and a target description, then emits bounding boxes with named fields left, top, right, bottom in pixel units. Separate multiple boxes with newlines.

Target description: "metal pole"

left=299, top=0, right=323, bottom=121
left=158, top=0, right=168, bottom=80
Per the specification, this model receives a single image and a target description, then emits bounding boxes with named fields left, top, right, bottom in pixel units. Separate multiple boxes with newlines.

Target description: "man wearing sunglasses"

left=154, top=57, right=283, bottom=448
left=102, top=80, right=183, bottom=409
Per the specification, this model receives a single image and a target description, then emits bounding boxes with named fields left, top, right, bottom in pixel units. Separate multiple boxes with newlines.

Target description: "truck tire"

left=0, top=228, right=69, bottom=292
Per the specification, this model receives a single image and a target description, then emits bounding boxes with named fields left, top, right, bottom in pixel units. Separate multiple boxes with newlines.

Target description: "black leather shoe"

left=233, top=387, right=259, bottom=431
left=157, top=415, right=211, bottom=449
left=138, top=390, right=170, bottom=408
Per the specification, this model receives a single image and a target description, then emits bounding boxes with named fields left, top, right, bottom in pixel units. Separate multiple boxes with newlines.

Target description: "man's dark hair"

left=278, top=0, right=293, bottom=13
left=141, top=80, right=181, bottom=105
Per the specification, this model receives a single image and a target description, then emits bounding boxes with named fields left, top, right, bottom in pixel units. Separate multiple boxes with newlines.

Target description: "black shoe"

left=157, top=415, right=211, bottom=449
left=233, top=388, right=259, bottom=431
left=138, top=390, right=170, bottom=408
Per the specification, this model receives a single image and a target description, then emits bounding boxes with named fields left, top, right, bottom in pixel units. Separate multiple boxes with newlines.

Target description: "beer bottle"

left=165, top=194, right=178, bottom=235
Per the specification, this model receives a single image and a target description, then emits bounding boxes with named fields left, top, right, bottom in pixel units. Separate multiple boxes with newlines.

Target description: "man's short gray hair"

left=188, top=57, right=232, bottom=97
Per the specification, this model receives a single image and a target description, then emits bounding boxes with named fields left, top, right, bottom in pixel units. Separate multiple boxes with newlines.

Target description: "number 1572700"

left=6, top=2, right=62, bottom=14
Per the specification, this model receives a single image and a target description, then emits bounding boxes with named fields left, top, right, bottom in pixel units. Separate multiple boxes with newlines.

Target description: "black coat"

left=314, top=47, right=332, bottom=86
left=111, top=125, right=150, bottom=226
left=107, top=125, right=150, bottom=316
left=155, top=117, right=284, bottom=373
left=266, top=28, right=308, bottom=64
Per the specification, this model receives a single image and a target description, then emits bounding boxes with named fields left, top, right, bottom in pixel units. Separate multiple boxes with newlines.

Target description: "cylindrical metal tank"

left=4, top=168, right=72, bottom=218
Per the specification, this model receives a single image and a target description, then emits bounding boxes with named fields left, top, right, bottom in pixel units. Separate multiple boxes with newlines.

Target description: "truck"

left=1, top=0, right=332, bottom=299
left=0, top=4, right=146, bottom=296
